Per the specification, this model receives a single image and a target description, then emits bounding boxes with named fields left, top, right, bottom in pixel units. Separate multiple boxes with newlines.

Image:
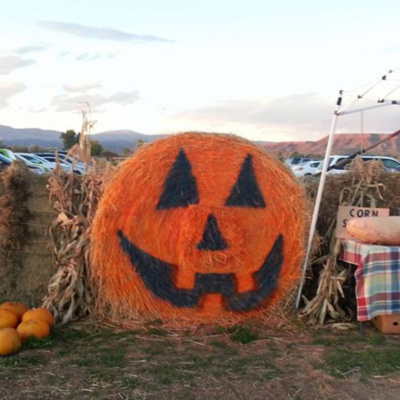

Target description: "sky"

left=1, top=0, right=400, bottom=142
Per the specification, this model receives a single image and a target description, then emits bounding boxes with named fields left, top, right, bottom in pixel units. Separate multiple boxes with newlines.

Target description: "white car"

left=292, top=160, right=322, bottom=177
left=16, top=153, right=72, bottom=173
left=285, top=157, right=316, bottom=169
left=319, top=155, right=400, bottom=174
left=36, top=153, right=85, bottom=174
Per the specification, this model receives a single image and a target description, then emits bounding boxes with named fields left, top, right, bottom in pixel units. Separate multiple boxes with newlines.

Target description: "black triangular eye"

left=225, top=154, right=266, bottom=208
left=156, top=149, right=199, bottom=209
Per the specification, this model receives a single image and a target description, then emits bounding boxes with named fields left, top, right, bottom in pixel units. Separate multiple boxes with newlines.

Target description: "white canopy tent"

left=295, top=68, right=400, bottom=308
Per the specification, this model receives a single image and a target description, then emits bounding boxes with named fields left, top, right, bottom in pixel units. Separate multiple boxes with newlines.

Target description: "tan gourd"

left=347, top=216, right=400, bottom=245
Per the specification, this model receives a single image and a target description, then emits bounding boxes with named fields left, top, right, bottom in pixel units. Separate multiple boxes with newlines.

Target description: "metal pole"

left=361, top=110, right=364, bottom=152
left=295, top=101, right=341, bottom=309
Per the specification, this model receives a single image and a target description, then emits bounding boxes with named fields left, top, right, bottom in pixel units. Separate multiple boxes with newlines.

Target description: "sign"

left=336, top=206, right=390, bottom=239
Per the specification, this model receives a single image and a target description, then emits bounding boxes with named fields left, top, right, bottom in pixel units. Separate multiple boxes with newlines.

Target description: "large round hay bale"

left=91, top=133, right=306, bottom=323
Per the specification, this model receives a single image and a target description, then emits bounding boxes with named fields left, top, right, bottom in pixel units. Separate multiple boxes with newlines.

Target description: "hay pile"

left=0, top=163, right=56, bottom=306
left=0, top=162, right=31, bottom=250
left=91, top=132, right=307, bottom=325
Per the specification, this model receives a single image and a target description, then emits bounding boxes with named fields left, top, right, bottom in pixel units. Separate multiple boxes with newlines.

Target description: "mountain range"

left=0, top=125, right=398, bottom=157
left=262, top=133, right=400, bottom=157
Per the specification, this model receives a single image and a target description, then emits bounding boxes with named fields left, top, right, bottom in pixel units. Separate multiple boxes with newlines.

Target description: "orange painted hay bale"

left=91, top=133, right=306, bottom=323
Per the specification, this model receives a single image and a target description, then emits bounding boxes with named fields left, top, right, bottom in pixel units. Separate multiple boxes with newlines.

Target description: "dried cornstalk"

left=300, top=158, right=386, bottom=324
left=42, top=150, right=115, bottom=324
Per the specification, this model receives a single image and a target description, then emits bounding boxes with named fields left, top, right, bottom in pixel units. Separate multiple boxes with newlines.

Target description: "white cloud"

left=38, top=21, right=174, bottom=43
left=0, top=82, right=27, bottom=108
left=13, top=45, right=47, bottom=54
left=52, top=90, right=140, bottom=112
left=0, top=56, right=35, bottom=75
left=75, top=52, right=116, bottom=61
left=63, top=82, right=102, bottom=92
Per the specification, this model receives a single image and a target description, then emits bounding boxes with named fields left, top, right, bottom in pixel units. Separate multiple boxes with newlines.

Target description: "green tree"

left=89, top=140, right=104, bottom=157
left=28, top=145, right=40, bottom=153
left=60, top=129, right=79, bottom=150
left=137, top=139, right=144, bottom=148
left=122, top=147, right=132, bottom=156
left=10, top=145, right=29, bottom=152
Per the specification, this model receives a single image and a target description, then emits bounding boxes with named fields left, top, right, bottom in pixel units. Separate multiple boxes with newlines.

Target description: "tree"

left=10, top=145, right=28, bottom=152
left=122, top=147, right=132, bottom=156
left=28, top=145, right=40, bottom=153
left=60, top=129, right=79, bottom=150
left=89, top=140, right=104, bottom=157
left=137, top=139, right=144, bottom=148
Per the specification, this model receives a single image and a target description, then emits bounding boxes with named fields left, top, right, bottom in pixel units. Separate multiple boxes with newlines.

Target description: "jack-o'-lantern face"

left=91, top=133, right=306, bottom=321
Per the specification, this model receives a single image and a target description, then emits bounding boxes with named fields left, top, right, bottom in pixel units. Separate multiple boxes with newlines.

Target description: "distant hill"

left=93, top=130, right=167, bottom=153
left=0, top=125, right=62, bottom=149
left=1, top=125, right=398, bottom=156
left=0, top=125, right=163, bottom=153
left=263, top=133, right=400, bottom=157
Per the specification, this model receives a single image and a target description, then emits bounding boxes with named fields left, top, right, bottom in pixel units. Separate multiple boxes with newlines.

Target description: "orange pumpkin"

left=0, top=309, right=19, bottom=329
left=91, top=133, right=306, bottom=322
left=0, top=302, right=28, bottom=320
left=0, top=328, right=22, bottom=356
left=22, top=308, right=54, bottom=327
left=17, top=320, right=50, bottom=343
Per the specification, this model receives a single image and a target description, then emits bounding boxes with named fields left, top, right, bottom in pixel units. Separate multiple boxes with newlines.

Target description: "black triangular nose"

left=197, top=214, right=228, bottom=251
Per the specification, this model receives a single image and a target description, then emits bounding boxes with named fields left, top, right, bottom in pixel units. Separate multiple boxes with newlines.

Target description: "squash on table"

left=347, top=216, right=400, bottom=245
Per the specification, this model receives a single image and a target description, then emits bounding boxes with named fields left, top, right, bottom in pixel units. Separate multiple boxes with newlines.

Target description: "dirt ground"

left=1, top=319, right=400, bottom=400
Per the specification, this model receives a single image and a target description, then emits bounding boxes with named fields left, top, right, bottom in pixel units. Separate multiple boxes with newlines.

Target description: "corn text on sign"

left=336, top=206, right=389, bottom=239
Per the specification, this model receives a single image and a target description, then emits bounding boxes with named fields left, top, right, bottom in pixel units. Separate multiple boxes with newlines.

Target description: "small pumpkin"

left=0, top=328, right=22, bottom=356
left=0, top=309, right=19, bottom=329
left=0, top=302, right=28, bottom=320
left=17, top=320, right=50, bottom=343
left=22, top=308, right=54, bottom=327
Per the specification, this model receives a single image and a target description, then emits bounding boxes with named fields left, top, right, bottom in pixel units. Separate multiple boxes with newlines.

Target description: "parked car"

left=0, top=152, right=45, bottom=175
left=318, top=155, right=400, bottom=174
left=0, top=149, right=49, bottom=174
left=0, top=153, right=11, bottom=171
left=35, top=152, right=84, bottom=174
left=15, top=153, right=71, bottom=173
left=292, top=160, right=323, bottom=177
left=285, top=157, right=319, bottom=169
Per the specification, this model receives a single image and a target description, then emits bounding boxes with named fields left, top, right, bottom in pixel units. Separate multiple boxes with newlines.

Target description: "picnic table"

left=340, top=239, right=400, bottom=322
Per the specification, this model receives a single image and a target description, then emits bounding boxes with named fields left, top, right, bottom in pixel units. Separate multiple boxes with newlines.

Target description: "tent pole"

left=295, top=100, right=341, bottom=309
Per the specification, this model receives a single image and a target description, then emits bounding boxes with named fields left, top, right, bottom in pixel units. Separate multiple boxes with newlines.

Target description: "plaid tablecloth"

left=340, top=239, right=400, bottom=321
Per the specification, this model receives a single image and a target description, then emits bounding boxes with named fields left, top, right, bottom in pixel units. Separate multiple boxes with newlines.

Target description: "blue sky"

left=1, top=0, right=400, bottom=141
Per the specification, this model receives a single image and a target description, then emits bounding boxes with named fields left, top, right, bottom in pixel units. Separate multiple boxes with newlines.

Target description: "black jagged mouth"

left=117, top=230, right=284, bottom=312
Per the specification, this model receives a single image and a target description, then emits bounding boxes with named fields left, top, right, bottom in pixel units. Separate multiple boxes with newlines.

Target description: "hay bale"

left=0, top=166, right=56, bottom=306
left=91, top=132, right=307, bottom=324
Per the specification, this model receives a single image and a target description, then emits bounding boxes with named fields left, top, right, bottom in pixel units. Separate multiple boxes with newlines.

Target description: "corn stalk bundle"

left=300, top=158, right=386, bottom=324
left=42, top=150, right=115, bottom=324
